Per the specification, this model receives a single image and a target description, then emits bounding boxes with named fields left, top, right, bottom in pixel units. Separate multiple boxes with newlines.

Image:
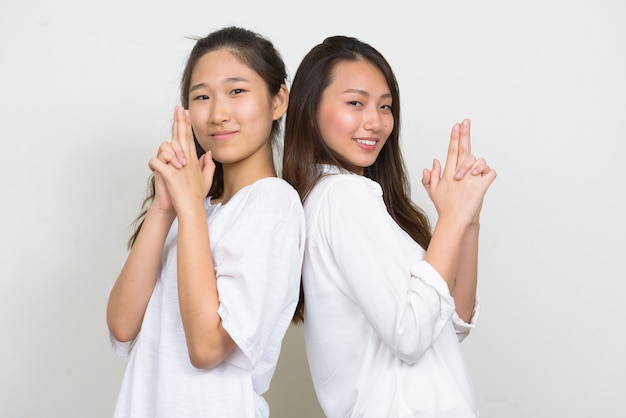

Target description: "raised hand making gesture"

left=423, top=118, right=496, bottom=320
left=149, top=106, right=215, bottom=216
left=421, top=118, right=496, bottom=227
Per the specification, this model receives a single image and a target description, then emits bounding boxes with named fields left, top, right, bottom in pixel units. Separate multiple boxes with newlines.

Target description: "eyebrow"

left=190, top=77, right=251, bottom=92
left=343, top=88, right=392, bottom=99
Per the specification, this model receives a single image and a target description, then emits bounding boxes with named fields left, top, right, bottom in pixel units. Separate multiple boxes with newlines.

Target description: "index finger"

left=176, top=107, right=197, bottom=160
left=443, top=122, right=461, bottom=178
left=170, top=107, right=187, bottom=166
left=457, top=118, right=471, bottom=169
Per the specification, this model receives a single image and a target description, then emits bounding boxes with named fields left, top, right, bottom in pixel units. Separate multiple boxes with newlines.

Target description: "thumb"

left=421, top=168, right=431, bottom=192
left=199, top=151, right=216, bottom=182
left=429, top=159, right=441, bottom=190
left=148, top=156, right=168, bottom=174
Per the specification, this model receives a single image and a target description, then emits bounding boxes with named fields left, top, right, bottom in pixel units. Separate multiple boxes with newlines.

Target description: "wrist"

left=467, top=220, right=481, bottom=229
left=147, top=204, right=176, bottom=224
left=435, top=214, right=471, bottom=232
left=175, top=202, right=207, bottom=224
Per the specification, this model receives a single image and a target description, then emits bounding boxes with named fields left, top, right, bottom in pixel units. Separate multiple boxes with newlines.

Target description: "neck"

left=213, top=143, right=276, bottom=205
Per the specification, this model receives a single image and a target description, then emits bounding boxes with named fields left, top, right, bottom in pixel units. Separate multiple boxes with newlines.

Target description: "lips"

left=210, top=130, right=237, bottom=141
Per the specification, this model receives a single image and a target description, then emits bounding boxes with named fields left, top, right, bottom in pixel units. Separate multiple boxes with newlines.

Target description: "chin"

left=360, top=159, right=378, bottom=169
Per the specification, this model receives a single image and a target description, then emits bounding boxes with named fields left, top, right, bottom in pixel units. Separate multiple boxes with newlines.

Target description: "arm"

left=107, top=107, right=192, bottom=343
left=149, top=107, right=235, bottom=369
left=176, top=203, right=236, bottom=369
left=422, top=119, right=494, bottom=323
left=106, top=205, right=175, bottom=342
left=319, top=176, right=456, bottom=363
left=424, top=219, right=480, bottom=324
left=107, top=105, right=192, bottom=344
left=451, top=223, right=479, bottom=322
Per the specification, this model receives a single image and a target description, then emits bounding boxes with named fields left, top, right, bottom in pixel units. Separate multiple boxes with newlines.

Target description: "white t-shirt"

left=110, top=177, right=305, bottom=418
left=302, top=165, right=480, bottom=418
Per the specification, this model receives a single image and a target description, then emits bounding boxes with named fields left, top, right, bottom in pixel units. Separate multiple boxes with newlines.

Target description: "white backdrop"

left=1, top=0, right=624, bottom=417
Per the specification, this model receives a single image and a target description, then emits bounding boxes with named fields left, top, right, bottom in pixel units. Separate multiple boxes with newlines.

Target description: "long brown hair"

left=128, top=27, right=287, bottom=248
left=283, top=36, right=432, bottom=323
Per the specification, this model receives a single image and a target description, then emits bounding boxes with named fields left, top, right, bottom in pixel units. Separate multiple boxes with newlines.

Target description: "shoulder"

left=249, top=177, right=301, bottom=203
left=308, top=172, right=383, bottom=208
left=234, top=177, right=303, bottom=219
left=303, top=172, right=386, bottom=234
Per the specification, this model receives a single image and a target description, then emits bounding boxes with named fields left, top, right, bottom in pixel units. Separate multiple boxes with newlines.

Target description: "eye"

left=194, top=94, right=209, bottom=101
left=230, top=88, right=244, bottom=95
left=381, top=104, right=392, bottom=111
left=348, top=100, right=363, bottom=107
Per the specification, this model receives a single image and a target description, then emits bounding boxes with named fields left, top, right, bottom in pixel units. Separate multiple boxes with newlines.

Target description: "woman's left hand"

left=450, top=119, right=491, bottom=182
left=421, top=119, right=496, bottom=226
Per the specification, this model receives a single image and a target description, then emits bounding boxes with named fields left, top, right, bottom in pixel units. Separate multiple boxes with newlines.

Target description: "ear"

left=271, top=84, right=289, bottom=121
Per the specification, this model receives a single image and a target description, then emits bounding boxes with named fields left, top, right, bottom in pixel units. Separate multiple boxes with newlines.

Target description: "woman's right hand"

left=150, top=109, right=189, bottom=214
left=149, top=107, right=215, bottom=216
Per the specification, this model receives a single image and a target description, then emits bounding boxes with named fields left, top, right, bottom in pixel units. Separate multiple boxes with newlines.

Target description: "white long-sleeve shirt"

left=302, top=165, right=479, bottom=418
left=110, top=178, right=305, bottom=418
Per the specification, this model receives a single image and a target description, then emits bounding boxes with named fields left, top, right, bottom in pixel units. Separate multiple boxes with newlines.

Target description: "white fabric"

left=302, top=165, right=480, bottom=418
left=110, top=177, right=305, bottom=418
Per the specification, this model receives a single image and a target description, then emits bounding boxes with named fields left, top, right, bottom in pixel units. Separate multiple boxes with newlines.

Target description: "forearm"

left=424, top=216, right=467, bottom=293
left=107, top=205, right=175, bottom=341
left=177, top=205, right=235, bottom=369
left=451, top=223, right=480, bottom=322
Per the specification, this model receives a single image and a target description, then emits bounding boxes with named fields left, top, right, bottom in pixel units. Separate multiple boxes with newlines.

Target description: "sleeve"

left=321, top=177, right=461, bottom=364
left=452, top=294, right=479, bottom=342
left=109, top=332, right=136, bottom=357
left=214, top=190, right=304, bottom=370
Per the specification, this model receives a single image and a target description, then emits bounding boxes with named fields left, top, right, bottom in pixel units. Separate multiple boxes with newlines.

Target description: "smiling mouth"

left=355, top=139, right=377, bottom=146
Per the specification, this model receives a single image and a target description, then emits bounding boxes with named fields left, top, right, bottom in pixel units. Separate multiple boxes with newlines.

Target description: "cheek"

left=237, top=97, right=271, bottom=127
left=319, top=109, right=354, bottom=139
left=317, top=114, right=336, bottom=147
left=190, top=118, right=200, bottom=134
left=188, top=106, right=202, bottom=130
left=383, top=116, right=395, bottom=137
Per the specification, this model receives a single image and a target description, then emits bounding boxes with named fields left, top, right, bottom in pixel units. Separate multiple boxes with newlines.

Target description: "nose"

left=363, top=107, right=381, bottom=133
left=210, top=97, right=230, bottom=124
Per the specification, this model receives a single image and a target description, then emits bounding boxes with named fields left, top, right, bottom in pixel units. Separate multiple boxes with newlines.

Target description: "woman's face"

left=188, top=49, right=284, bottom=166
left=316, top=59, right=394, bottom=175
